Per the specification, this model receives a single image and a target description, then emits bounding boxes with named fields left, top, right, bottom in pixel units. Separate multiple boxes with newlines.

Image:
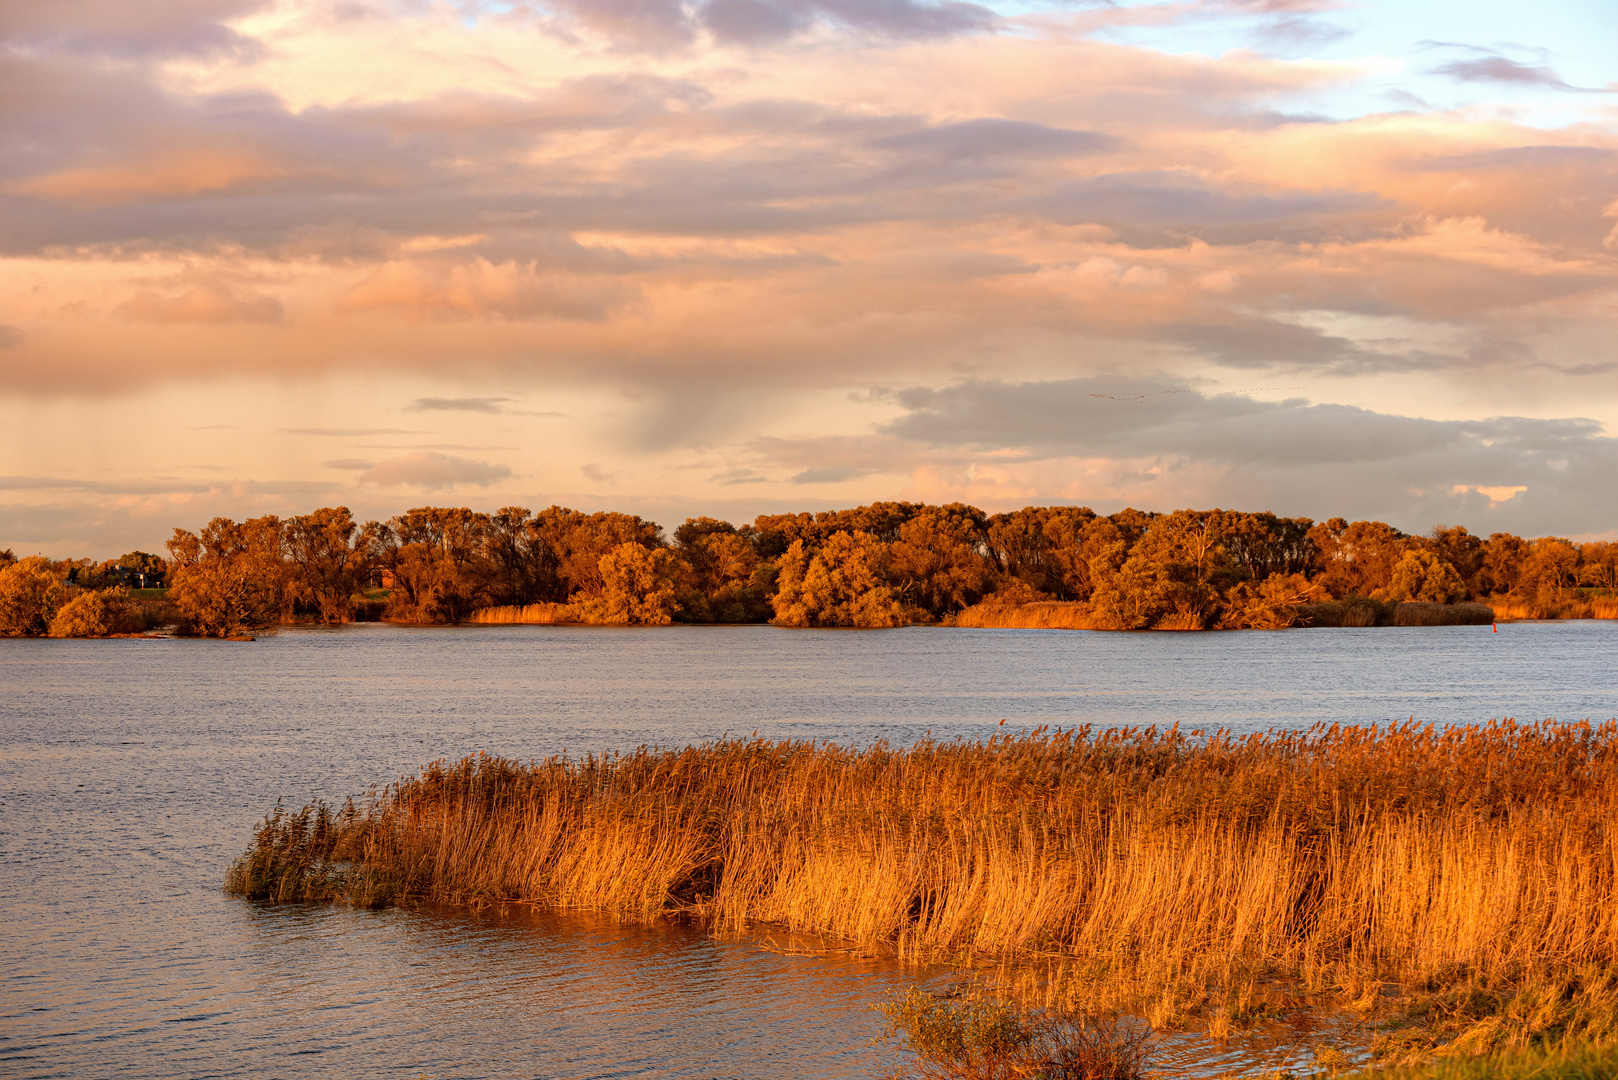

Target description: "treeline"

left=2, top=502, right=1616, bottom=637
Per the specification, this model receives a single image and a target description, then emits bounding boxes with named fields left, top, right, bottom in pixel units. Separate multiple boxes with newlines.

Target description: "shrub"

left=47, top=587, right=147, bottom=637
left=1392, top=602, right=1495, bottom=627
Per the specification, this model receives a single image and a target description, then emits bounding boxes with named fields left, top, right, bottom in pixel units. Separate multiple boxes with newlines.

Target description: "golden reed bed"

left=229, top=722, right=1618, bottom=1051
left=465, top=603, right=571, bottom=624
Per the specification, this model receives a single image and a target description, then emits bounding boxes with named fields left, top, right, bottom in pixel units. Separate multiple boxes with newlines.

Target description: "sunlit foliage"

left=19, top=500, right=1618, bottom=633
left=0, top=556, right=72, bottom=636
left=47, top=587, right=145, bottom=637
left=772, top=531, right=907, bottom=627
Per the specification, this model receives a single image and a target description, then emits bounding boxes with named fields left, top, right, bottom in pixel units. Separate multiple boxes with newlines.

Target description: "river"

left=3, top=621, right=1614, bottom=1078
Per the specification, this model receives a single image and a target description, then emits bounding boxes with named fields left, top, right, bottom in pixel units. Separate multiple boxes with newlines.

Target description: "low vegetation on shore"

left=228, top=721, right=1618, bottom=1065
left=6, top=501, right=1616, bottom=635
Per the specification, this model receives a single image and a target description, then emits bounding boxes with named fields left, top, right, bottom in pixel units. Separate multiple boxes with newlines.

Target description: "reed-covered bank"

left=466, top=603, right=571, bottom=625
left=950, top=598, right=1500, bottom=629
left=229, top=722, right=1618, bottom=1054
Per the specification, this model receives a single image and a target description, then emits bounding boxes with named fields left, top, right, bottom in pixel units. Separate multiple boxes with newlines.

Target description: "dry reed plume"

left=1493, top=597, right=1618, bottom=622
left=951, top=602, right=1096, bottom=629
left=466, top=603, right=571, bottom=624
left=228, top=722, right=1618, bottom=1050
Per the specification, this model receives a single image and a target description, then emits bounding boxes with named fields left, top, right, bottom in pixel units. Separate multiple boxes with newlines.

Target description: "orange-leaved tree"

left=285, top=507, right=379, bottom=624
left=166, top=516, right=292, bottom=637
left=567, top=542, right=682, bottom=625
left=0, top=556, right=73, bottom=636
left=1379, top=550, right=1467, bottom=604
left=48, top=587, right=146, bottom=637
left=771, top=531, right=906, bottom=628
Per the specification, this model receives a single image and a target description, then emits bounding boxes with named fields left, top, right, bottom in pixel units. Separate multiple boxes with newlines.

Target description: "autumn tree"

left=672, top=517, right=767, bottom=623
left=166, top=516, right=292, bottom=637
left=1430, top=526, right=1486, bottom=595
left=529, top=507, right=662, bottom=599
left=485, top=506, right=559, bottom=605
left=888, top=504, right=996, bottom=619
left=1522, top=538, right=1580, bottom=597
left=1221, top=513, right=1315, bottom=581
left=753, top=502, right=927, bottom=557
left=378, top=507, right=492, bottom=624
left=1379, top=551, right=1467, bottom=604
left=1098, top=509, right=1238, bottom=629
left=285, top=507, right=377, bottom=624
left=1481, top=533, right=1530, bottom=596
left=567, top=543, right=682, bottom=625
left=771, top=532, right=906, bottom=628
left=1106, top=507, right=1158, bottom=546
left=48, top=587, right=145, bottom=637
left=1578, top=542, right=1618, bottom=591
left=985, top=506, right=1099, bottom=600
left=0, top=557, right=72, bottom=636
left=1217, top=573, right=1325, bottom=630
left=1308, top=518, right=1410, bottom=598
left=1085, top=541, right=1159, bottom=630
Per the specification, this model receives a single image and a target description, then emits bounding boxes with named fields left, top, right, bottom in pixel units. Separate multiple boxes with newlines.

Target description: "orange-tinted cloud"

left=1, top=0, right=1616, bottom=553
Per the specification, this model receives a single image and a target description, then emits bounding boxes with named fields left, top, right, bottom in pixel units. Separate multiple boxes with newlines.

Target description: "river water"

left=3, top=621, right=1615, bottom=1079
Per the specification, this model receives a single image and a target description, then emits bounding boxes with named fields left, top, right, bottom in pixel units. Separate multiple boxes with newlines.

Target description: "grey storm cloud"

left=1025, top=172, right=1386, bottom=245
left=0, top=27, right=1404, bottom=261
left=0, top=474, right=342, bottom=497
left=0, top=0, right=272, bottom=59
left=1161, top=320, right=1458, bottom=375
left=878, top=376, right=1599, bottom=466
left=791, top=465, right=876, bottom=484
left=1429, top=56, right=1582, bottom=91
left=405, top=397, right=512, bottom=413
left=864, top=376, right=1618, bottom=533
left=872, top=118, right=1119, bottom=160
left=538, top=0, right=996, bottom=48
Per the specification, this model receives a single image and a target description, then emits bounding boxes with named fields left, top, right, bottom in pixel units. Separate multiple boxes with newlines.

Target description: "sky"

left=1, top=0, right=1615, bottom=558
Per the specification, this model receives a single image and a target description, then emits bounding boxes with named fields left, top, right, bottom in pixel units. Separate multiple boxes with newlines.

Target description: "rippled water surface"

left=4, top=621, right=1616, bottom=1079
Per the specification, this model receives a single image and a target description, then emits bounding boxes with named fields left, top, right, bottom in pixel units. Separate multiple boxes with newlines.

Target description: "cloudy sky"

left=2, top=0, right=1615, bottom=557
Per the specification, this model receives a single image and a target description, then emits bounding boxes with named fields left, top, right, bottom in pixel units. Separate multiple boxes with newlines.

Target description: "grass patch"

left=1392, top=602, right=1495, bottom=627
left=1340, top=1039, right=1618, bottom=1080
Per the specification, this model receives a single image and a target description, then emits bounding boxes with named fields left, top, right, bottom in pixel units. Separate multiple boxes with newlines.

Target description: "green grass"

left=130, top=588, right=168, bottom=599
left=1340, top=1042, right=1618, bottom=1080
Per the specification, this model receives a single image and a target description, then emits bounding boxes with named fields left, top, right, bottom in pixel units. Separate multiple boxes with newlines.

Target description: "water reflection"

left=223, top=903, right=936, bottom=1079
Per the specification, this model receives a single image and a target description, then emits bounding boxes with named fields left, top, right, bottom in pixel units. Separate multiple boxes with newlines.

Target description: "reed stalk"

left=465, top=603, right=571, bottom=624
left=229, top=722, right=1618, bottom=1049
left=951, top=602, right=1095, bottom=629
